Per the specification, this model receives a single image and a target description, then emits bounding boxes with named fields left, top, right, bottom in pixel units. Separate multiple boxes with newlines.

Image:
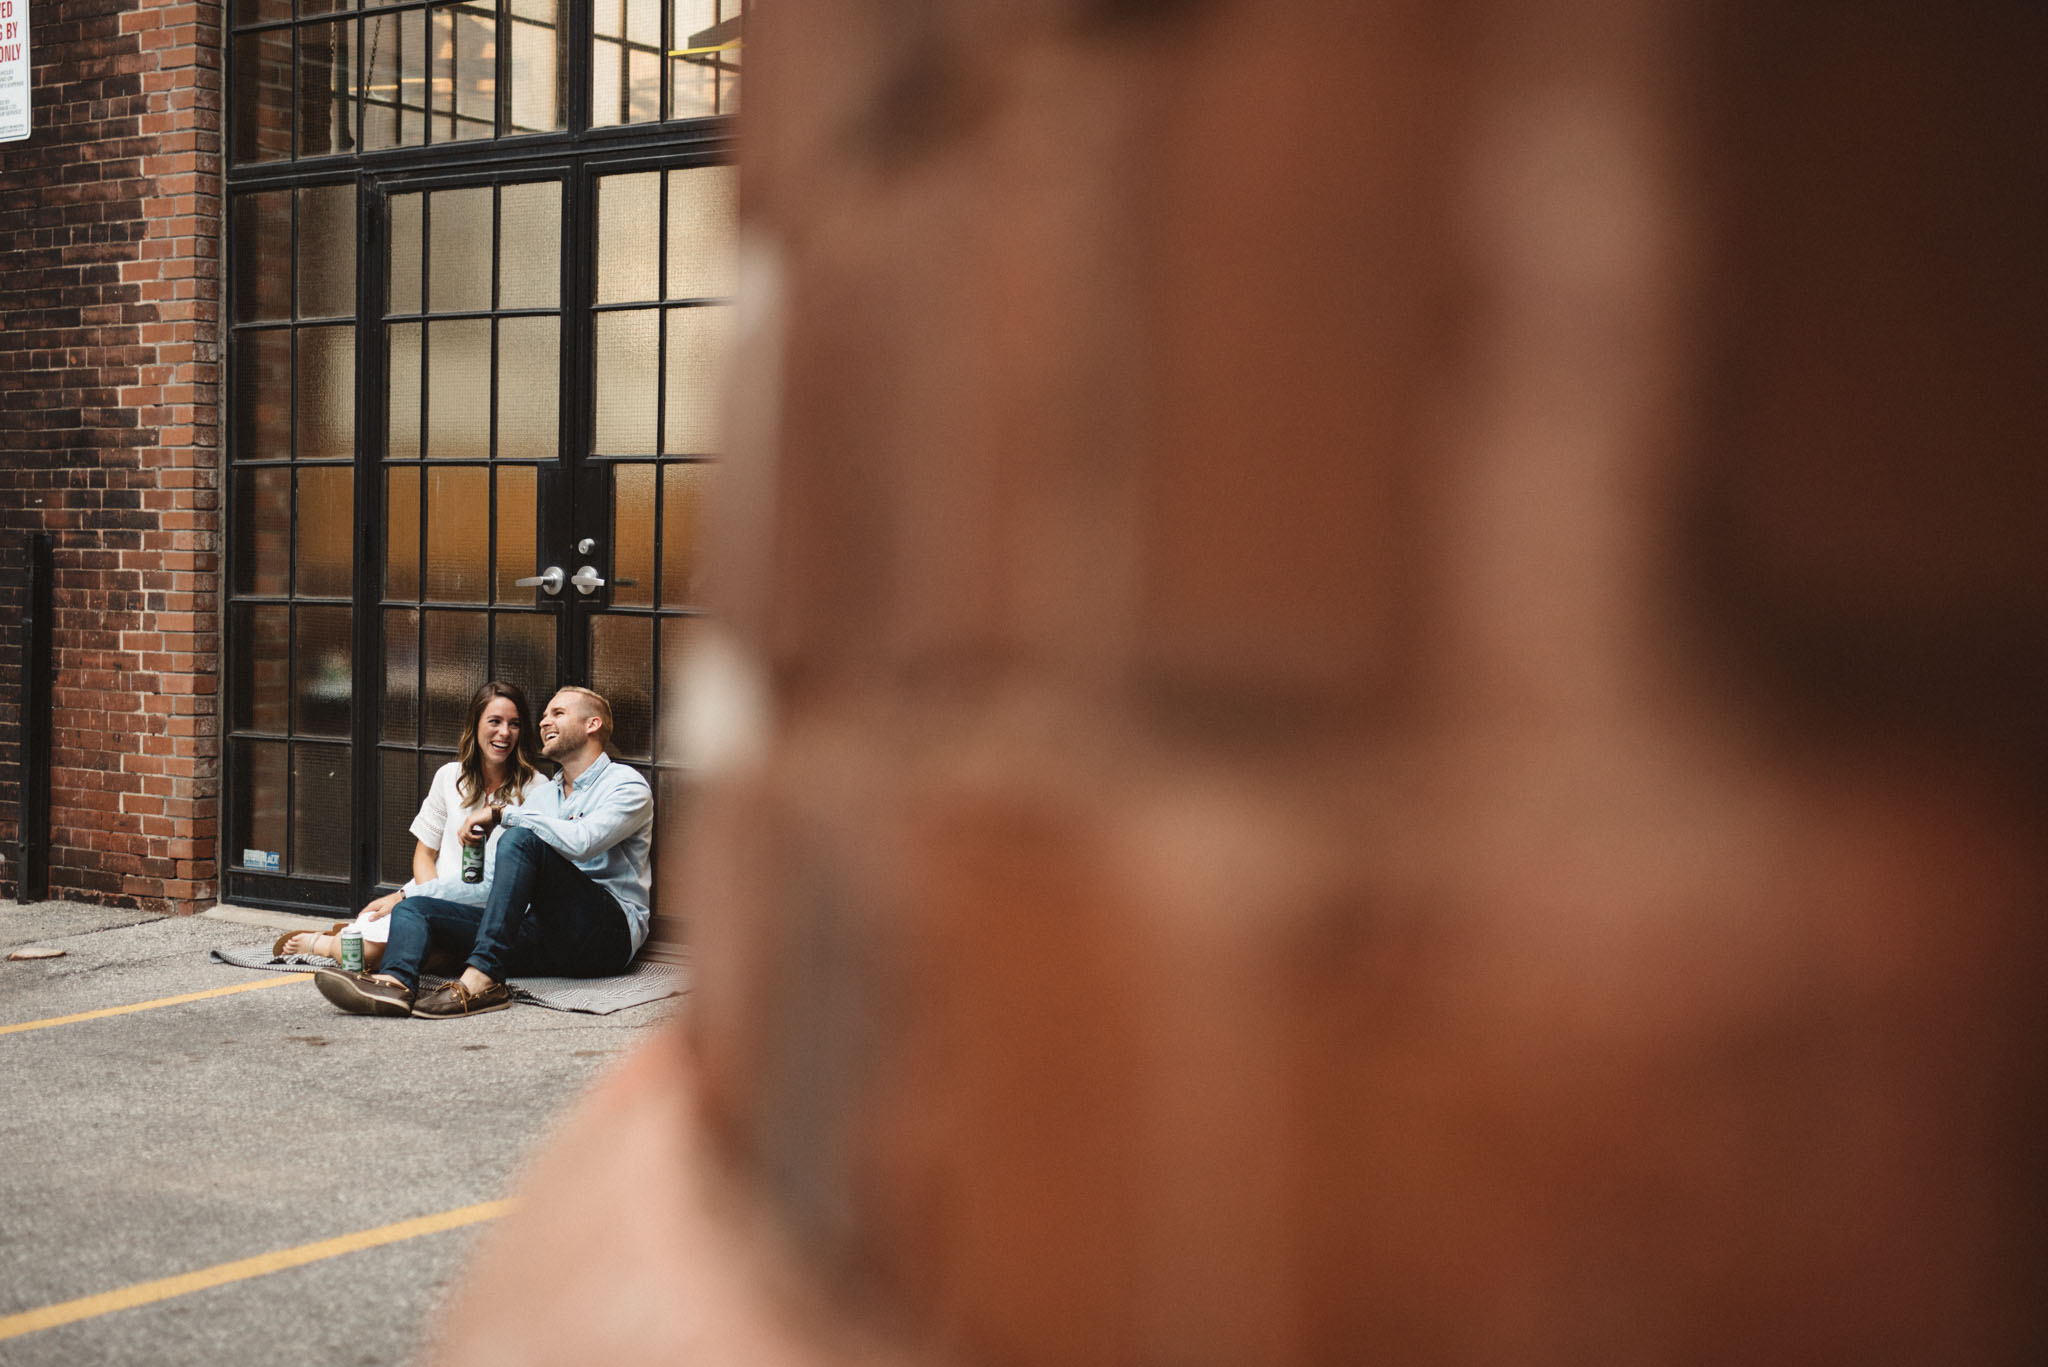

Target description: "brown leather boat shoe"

left=413, top=977, right=513, bottom=1019
left=314, top=968, right=415, bottom=1017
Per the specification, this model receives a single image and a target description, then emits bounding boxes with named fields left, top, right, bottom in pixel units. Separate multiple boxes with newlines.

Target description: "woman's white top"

left=410, top=760, right=510, bottom=886
left=350, top=761, right=516, bottom=943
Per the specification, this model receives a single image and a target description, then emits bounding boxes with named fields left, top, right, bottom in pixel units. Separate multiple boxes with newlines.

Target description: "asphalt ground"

left=0, top=899, right=678, bottom=1366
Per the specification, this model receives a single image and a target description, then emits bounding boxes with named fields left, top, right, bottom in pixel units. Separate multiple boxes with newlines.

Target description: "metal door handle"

left=515, top=566, right=566, bottom=596
left=570, top=565, right=607, bottom=595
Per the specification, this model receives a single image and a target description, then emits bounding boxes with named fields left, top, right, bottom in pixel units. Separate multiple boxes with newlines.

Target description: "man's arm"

left=504, top=770, right=653, bottom=863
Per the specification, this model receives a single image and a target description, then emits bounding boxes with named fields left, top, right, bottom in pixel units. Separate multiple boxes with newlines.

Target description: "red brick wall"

left=0, top=1, right=223, bottom=912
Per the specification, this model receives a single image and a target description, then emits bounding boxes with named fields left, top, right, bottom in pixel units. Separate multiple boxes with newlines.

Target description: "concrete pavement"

left=0, top=899, right=678, bottom=1366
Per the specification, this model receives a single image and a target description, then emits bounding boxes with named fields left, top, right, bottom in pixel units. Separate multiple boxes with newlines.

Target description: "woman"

left=274, top=681, right=543, bottom=966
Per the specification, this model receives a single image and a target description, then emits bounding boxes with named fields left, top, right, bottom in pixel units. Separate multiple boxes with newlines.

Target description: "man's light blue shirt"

left=503, top=753, right=655, bottom=955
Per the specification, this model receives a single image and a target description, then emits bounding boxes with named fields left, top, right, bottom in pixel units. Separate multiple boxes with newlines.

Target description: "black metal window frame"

left=227, top=0, right=740, bottom=169
left=222, top=6, right=735, bottom=913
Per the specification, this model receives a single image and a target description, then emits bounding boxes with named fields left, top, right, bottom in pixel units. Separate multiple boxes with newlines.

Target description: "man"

left=316, top=685, right=654, bottom=1019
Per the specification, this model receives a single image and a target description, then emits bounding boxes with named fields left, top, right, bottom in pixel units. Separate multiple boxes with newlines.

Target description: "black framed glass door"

left=373, top=169, right=570, bottom=887
left=223, top=0, right=740, bottom=916
left=366, top=156, right=732, bottom=905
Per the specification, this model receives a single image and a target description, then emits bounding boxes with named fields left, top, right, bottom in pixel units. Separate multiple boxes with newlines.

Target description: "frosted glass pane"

left=363, top=11, right=429, bottom=153
left=235, top=0, right=291, bottom=26
left=232, top=30, right=293, bottom=165
left=629, top=47, right=661, bottom=123
left=596, top=172, right=659, bottom=304
left=495, top=464, right=537, bottom=600
left=299, top=183, right=357, bottom=318
left=627, top=0, right=659, bottom=45
left=296, top=464, right=355, bottom=598
left=427, top=318, right=492, bottom=459
left=381, top=749, right=420, bottom=883
left=669, top=43, right=717, bottom=121
left=497, top=316, right=559, bottom=460
left=386, top=465, right=420, bottom=599
left=296, top=324, right=356, bottom=461
left=234, top=329, right=291, bottom=461
left=491, top=612, right=556, bottom=715
left=666, top=165, right=736, bottom=299
left=429, top=186, right=493, bottom=313
left=425, top=464, right=490, bottom=603
left=594, top=309, right=658, bottom=454
left=436, top=0, right=497, bottom=140
left=388, top=194, right=424, bottom=314
left=233, top=466, right=291, bottom=597
left=589, top=613, right=654, bottom=760
left=592, top=37, right=625, bottom=128
left=662, top=305, right=730, bottom=454
left=293, top=743, right=353, bottom=878
left=612, top=463, right=655, bottom=608
left=234, top=604, right=291, bottom=734
left=427, top=7, right=457, bottom=143
left=383, top=608, right=421, bottom=745
left=656, top=617, right=697, bottom=765
left=498, top=183, right=561, bottom=310
left=232, top=741, right=289, bottom=870
left=233, top=190, right=292, bottom=322
left=660, top=462, right=707, bottom=607
left=387, top=322, right=422, bottom=460
left=297, top=20, right=355, bottom=159
left=649, top=765, right=690, bottom=938
left=294, top=606, right=354, bottom=739
left=508, top=7, right=566, bottom=135
left=423, top=610, right=489, bottom=743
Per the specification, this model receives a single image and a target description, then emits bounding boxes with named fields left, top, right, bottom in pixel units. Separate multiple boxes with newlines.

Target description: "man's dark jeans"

left=380, top=826, right=632, bottom=989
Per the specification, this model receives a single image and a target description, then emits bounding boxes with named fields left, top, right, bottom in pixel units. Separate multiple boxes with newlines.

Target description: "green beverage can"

left=462, top=833, right=485, bottom=883
left=338, top=925, right=364, bottom=972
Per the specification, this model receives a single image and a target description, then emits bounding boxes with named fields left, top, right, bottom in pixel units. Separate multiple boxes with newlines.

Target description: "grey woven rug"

left=210, top=944, right=686, bottom=1015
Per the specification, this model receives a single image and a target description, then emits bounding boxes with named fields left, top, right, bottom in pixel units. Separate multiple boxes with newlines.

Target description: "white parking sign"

left=0, top=0, right=28, bottom=144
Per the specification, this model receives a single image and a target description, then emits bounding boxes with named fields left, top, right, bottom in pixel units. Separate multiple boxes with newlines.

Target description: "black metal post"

left=18, top=532, right=52, bottom=903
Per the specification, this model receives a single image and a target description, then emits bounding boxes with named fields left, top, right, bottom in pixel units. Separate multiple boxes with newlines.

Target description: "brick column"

left=0, top=0, right=223, bottom=912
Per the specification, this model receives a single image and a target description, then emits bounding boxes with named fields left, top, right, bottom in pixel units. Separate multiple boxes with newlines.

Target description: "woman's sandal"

left=272, top=922, right=349, bottom=958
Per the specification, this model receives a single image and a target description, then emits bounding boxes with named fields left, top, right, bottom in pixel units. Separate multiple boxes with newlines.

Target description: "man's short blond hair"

left=552, top=685, right=615, bottom=752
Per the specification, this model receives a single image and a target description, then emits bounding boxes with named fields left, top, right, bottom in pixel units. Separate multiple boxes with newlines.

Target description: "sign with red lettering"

left=0, top=0, right=29, bottom=143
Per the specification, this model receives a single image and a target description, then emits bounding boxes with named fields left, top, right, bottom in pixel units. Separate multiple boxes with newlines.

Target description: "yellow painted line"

left=0, top=974, right=313, bottom=1037
left=0, top=1200, right=514, bottom=1341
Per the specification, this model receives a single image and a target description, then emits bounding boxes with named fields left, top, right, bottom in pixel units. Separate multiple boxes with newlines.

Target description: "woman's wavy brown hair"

left=454, top=680, right=542, bottom=809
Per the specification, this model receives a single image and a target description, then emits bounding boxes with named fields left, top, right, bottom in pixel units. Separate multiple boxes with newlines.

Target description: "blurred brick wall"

left=666, top=0, right=2048, bottom=1362
left=426, top=0, right=2046, bottom=1361
left=0, top=1, right=223, bottom=911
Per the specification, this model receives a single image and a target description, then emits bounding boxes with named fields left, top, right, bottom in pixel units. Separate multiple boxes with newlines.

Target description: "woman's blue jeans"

left=379, top=827, right=632, bottom=989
